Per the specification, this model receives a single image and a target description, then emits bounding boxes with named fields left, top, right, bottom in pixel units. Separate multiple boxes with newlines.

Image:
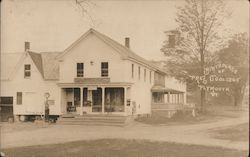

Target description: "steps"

left=57, top=114, right=131, bottom=126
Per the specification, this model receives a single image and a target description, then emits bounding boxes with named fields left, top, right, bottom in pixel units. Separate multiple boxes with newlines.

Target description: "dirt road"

left=0, top=115, right=248, bottom=150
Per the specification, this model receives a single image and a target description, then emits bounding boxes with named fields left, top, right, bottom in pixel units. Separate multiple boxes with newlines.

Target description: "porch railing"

left=151, top=102, right=184, bottom=110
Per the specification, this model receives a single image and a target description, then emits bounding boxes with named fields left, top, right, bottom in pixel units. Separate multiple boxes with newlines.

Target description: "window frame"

left=24, top=64, right=31, bottom=78
left=76, top=63, right=84, bottom=77
left=101, top=62, right=109, bottom=77
left=16, top=92, right=22, bottom=105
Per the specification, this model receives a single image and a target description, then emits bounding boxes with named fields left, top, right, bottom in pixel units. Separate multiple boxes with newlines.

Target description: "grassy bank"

left=2, top=139, right=248, bottom=157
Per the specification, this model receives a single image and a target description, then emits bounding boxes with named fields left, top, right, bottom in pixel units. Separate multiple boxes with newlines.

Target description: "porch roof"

left=57, top=82, right=133, bottom=88
left=151, top=85, right=184, bottom=94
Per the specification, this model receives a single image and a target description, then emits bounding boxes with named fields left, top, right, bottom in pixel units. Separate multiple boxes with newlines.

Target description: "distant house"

left=0, top=29, right=186, bottom=122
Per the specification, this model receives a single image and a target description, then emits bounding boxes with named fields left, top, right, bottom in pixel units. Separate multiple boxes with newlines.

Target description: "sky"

left=1, top=0, right=249, bottom=60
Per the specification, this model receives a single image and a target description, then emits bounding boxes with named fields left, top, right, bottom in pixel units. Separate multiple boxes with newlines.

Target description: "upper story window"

left=168, top=35, right=176, bottom=48
left=24, top=64, right=31, bottom=78
left=131, top=64, right=134, bottom=78
left=138, top=66, right=140, bottom=80
left=17, top=92, right=22, bottom=105
left=77, top=63, right=84, bottom=77
left=101, top=62, right=109, bottom=77
left=144, top=69, right=146, bottom=82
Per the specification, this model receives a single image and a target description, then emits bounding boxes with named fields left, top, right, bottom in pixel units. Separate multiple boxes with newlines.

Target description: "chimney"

left=125, top=37, right=130, bottom=48
left=25, top=41, right=30, bottom=51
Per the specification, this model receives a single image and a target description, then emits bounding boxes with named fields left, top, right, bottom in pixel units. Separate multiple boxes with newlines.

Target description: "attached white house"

left=0, top=29, right=186, bottom=122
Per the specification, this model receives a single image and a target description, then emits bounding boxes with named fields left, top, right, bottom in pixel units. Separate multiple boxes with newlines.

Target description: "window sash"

left=24, top=71, right=31, bottom=77
left=24, top=64, right=31, bottom=70
left=0, top=97, right=13, bottom=104
left=17, top=92, right=22, bottom=105
left=101, top=62, right=109, bottom=77
left=24, top=64, right=31, bottom=78
left=77, top=63, right=84, bottom=77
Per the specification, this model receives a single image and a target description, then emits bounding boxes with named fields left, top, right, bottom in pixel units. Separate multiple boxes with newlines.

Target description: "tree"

left=74, top=0, right=97, bottom=26
left=75, top=0, right=94, bottom=15
left=161, top=0, right=229, bottom=110
left=217, top=33, right=249, bottom=106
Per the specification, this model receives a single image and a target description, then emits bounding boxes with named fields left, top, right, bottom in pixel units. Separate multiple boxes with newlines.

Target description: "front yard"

left=209, top=123, right=249, bottom=142
left=2, top=139, right=248, bottom=157
left=135, top=110, right=223, bottom=125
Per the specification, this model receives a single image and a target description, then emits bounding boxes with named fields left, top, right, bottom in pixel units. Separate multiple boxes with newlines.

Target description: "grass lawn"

left=209, top=123, right=249, bottom=142
left=135, top=110, right=222, bottom=126
left=2, top=139, right=248, bottom=157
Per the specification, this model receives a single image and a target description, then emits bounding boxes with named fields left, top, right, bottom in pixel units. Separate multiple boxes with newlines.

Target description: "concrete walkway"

left=0, top=115, right=248, bottom=151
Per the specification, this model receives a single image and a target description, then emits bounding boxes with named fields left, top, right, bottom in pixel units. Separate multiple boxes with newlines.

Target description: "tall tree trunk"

left=201, top=89, right=206, bottom=110
left=234, top=94, right=238, bottom=106
left=200, top=50, right=206, bottom=111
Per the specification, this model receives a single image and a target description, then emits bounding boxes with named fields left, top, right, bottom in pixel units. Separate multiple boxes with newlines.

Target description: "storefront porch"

left=58, top=83, right=132, bottom=116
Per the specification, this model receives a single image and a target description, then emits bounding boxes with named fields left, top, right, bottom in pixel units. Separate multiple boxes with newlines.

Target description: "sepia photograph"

left=0, top=0, right=249, bottom=156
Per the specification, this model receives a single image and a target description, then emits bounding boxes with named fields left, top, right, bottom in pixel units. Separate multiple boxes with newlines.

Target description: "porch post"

left=102, top=87, right=105, bottom=114
left=72, top=88, right=75, bottom=107
left=80, top=87, right=83, bottom=115
left=124, top=87, right=127, bottom=116
left=168, top=92, right=170, bottom=103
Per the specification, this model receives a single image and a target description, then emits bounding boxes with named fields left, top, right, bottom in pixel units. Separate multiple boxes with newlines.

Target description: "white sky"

left=1, top=0, right=249, bottom=60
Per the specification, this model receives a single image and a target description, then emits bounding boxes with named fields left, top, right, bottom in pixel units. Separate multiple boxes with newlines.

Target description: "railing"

left=151, top=103, right=183, bottom=110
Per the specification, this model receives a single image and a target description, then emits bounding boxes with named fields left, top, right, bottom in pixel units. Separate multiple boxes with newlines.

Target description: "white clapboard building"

left=0, top=29, right=186, bottom=122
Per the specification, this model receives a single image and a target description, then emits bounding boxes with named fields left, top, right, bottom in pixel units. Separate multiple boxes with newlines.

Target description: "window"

left=131, top=64, right=134, bottom=78
left=101, top=62, right=108, bottom=77
left=144, top=69, right=146, bottom=82
left=77, top=63, right=84, bottom=77
left=138, top=66, right=140, bottom=80
left=168, top=35, right=176, bottom=48
left=24, top=64, right=31, bottom=78
left=0, top=97, right=13, bottom=105
left=17, top=92, right=22, bottom=105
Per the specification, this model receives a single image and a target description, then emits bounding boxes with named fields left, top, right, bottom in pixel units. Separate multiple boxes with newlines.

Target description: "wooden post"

left=80, top=87, right=83, bottom=115
left=72, top=88, right=75, bottom=107
left=102, top=87, right=105, bottom=114
left=168, top=92, right=170, bottom=103
left=124, top=87, right=127, bottom=116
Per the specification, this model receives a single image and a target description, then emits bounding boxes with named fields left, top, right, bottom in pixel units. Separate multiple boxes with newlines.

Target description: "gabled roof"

left=28, top=51, right=62, bottom=80
left=0, top=53, right=25, bottom=80
left=28, top=51, right=44, bottom=78
left=1, top=29, right=167, bottom=81
left=57, top=28, right=167, bottom=74
left=1, top=51, right=62, bottom=80
left=40, top=52, right=62, bottom=80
